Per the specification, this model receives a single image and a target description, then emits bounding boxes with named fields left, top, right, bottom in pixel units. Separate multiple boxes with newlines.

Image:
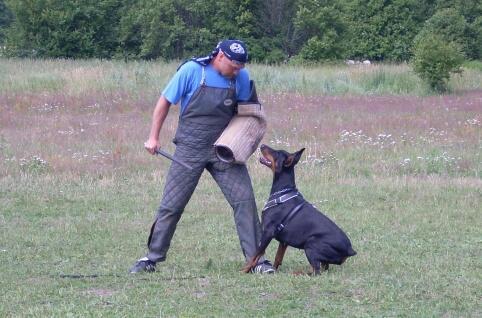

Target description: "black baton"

left=154, top=148, right=193, bottom=170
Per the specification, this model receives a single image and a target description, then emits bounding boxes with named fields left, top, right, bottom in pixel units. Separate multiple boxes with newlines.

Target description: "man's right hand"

left=144, top=139, right=160, bottom=155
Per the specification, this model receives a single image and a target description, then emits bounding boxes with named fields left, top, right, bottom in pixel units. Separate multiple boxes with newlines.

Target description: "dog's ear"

left=284, top=148, right=305, bottom=167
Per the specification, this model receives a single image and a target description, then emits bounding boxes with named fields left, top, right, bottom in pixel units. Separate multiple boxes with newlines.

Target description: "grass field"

left=1, top=59, right=482, bottom=317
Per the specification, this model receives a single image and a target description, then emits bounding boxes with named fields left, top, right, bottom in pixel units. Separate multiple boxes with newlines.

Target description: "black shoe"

left=250, top=260, right=276, bottom=274
left=130, top=258, right=156, bottom=273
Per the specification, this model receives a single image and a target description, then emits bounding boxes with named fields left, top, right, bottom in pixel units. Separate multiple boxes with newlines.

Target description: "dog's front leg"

left=240, top=225, right=276, bottom=273
left=241, top=253, right=265, bottom=273
left=273, top=242, right=288, bottom=269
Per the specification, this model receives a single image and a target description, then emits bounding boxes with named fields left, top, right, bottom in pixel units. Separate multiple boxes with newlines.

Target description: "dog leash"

left=274, top=201, right=307, bottom=237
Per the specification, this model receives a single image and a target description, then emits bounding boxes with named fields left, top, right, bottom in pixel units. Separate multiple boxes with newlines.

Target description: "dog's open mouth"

left=259, top=156, right=272, bottom=167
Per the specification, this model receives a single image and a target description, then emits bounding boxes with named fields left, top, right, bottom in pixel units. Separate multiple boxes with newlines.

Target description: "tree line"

left=0, top=0, right=481, bottom=63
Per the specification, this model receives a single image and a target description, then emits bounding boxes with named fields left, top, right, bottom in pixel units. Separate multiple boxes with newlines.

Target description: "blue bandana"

left=177, top=40, right=248, bottom=71
left=219, top=40, right=248, bottom=64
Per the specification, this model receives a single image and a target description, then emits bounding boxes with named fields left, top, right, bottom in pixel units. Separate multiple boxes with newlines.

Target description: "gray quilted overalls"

left=146, top=67, right=264, bottom=264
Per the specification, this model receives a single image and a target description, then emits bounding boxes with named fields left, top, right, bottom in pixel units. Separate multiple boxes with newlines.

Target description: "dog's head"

left=260, top=144, right=305, bottom=175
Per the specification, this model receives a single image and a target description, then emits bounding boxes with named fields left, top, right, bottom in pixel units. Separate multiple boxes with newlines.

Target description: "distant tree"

left=4, top=0, right=121, bottom=58
left=114, top=0, right=143, bottom=59
left=469, top=17, right=482, bottom=60
left=3, top=0, right=479, bottom=63
left=248, top=0, right=298, bottom=63
left=118, top=0, right=183, bottom=60
left=116, top=0, right=261, bottom=61
left=433, top=0, right=482, bottom=22
left=430, top=0, right=482, bottom=59
left=345, top=0, right=425, bottom=62
left=411, top=33, right=464, bottom=91
left=422, top=9, right=469, bottom=57
left=0, top=0, right=13, bottom=45
left=294, top=0, right=350, bottom=61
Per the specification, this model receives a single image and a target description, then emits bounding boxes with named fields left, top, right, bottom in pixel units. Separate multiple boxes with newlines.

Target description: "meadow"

left=1, top=58, right=481, bottom=317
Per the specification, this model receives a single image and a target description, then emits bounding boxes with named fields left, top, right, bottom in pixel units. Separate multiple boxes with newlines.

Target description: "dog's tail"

left=347, top=247, right=357, bottom=257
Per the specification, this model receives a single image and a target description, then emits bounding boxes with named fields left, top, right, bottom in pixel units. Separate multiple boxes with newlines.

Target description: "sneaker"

left=251, top=260, right=276, bottom=274
left=130, top=257, right=156, bottom=273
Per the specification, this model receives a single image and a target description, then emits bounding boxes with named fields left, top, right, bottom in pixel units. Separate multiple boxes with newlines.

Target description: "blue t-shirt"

left=162, top=61, right=251, bottom=115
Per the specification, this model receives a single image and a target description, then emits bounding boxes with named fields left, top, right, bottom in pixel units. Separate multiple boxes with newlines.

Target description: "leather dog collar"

left=262, top=191, right=301, bottom=212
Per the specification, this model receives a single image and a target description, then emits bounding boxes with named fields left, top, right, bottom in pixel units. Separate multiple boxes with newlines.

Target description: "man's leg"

left=147, top=157, right=205, bottom=262
left=207, top=158, right=268, bottom=265
left=131, top=152, right=205, bottom=272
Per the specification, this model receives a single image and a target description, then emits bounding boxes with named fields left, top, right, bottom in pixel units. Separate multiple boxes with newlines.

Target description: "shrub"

left=410, top=33, right=464, bottom=91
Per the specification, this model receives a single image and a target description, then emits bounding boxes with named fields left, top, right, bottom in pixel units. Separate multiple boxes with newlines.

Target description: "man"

left=130, top=39, right=275, bottom=274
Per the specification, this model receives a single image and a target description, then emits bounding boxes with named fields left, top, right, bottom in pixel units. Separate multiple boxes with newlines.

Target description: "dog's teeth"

left=259, top=156, right=272, bottom=166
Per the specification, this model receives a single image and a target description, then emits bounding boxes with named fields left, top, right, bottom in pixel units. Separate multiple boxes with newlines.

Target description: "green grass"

left=1, top=58, right=482, bottom=317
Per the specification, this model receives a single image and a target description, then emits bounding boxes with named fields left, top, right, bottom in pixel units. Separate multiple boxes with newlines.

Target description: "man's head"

left=213, top=39, right=248, bottom=78
left=218, top=40, right=248, bottom=65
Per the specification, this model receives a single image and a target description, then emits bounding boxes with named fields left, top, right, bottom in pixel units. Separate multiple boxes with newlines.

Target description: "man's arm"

left=144, top=95, right=172, bottom=155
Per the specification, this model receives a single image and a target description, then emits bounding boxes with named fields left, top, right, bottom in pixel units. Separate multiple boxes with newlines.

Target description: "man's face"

left=218, top=51, right=245, bottom=78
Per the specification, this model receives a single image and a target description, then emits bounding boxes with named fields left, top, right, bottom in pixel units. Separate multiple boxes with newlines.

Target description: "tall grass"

left=2, top=58, right=482, bottom=98
left=1, top=58, right=481, bottom=317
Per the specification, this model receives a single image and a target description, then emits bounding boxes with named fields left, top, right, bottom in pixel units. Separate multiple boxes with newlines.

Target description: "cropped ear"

left=283, top=148, right=306, bottom=167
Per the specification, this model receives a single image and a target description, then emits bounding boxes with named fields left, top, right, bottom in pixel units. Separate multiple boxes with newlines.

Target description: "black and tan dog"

left=241, top=144, right=357, bottom=275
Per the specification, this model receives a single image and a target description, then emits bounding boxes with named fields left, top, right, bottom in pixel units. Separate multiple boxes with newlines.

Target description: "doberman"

left=241, top=144, right=357, bottom=275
